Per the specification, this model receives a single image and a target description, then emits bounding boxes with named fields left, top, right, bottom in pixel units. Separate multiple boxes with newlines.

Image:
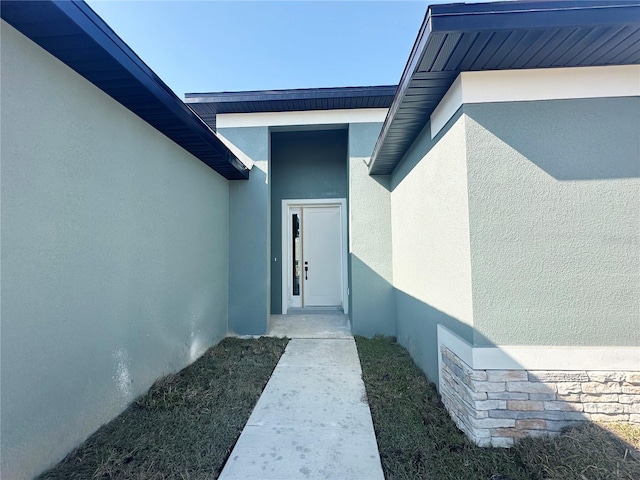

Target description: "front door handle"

left=305, top=261, right=308, bottom=280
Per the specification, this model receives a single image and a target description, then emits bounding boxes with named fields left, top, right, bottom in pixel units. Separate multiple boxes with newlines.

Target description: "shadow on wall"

left=394, top=289, right=473, bottom=385
left=351, top=248, right=533, bottom=399
left=349, top=253, right=474, bottom=384
left=349, top=255, right=395, bottom=338
left=465, top=98, right=640, bottom=181
left=389, top=287, right=640, bottom=448
left=351, top=255, right=640, bottom=448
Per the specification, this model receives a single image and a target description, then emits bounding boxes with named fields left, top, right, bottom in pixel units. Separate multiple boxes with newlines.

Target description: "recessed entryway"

left=281, top=199, right=348, bottom=315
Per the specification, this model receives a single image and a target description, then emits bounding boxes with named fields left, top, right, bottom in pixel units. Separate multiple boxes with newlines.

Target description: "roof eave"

left=368, top=0, right=640, bottom=176
left=368, top=7, right=434, bottom=173
left=1, top=0, right=250, bottom=180
left=184, top=85, right=398, bottom=104
left=429, top=1, right=640, bottom=33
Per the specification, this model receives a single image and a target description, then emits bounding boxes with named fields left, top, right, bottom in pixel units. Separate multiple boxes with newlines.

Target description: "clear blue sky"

left=85, top=1, right=448, bottom=97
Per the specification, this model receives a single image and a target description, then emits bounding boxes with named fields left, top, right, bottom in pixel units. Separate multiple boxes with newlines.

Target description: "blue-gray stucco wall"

left=219, top=120, right=394, bottom=333
left=390, top=95, right=640, bottom=386
left=270, top=129, right=348, bottom=314
left=464, top=97, right=640, bottom=348
left=1, top=22, right=230, bottom=478
left=218, top=126, right=271, bottom=335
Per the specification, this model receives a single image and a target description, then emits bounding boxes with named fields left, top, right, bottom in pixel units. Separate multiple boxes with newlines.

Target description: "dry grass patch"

left=37, top=337, right=288, bottom=480
left=356, top=336, right=640, bottom=480
left=515, top=422, right=640, bottom=480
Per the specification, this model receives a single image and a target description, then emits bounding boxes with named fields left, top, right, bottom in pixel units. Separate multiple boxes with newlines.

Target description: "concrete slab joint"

left=439, top=345, right=640, bottom=448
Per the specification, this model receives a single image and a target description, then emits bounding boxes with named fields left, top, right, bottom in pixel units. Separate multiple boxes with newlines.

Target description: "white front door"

left=282, top=200, right=347, bottom=313
left=302, top=206, right=342, bottom=307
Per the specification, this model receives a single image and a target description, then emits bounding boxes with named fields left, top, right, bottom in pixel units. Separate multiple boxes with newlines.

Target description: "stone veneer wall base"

left=440, top=346, right=640, bottom=448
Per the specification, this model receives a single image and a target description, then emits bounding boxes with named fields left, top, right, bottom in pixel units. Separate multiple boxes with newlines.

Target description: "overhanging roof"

left=369, top=0, right=640, bottom=175
left=1, top=0, right=250, bottom=180
left=186, top=86, right=396, bottom=130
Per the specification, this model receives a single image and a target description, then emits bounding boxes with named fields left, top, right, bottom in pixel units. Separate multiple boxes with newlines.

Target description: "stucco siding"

left=1, top=23, right=229, bottom=479
left=348, top=123, right=395, bottom=336
left=270, top=130, right=348, bottom=314
left=465, top=98, right=640, bottom=347
left=390, top=113, right=474, bottom=382
left=218, top=127, right=270, bottom=334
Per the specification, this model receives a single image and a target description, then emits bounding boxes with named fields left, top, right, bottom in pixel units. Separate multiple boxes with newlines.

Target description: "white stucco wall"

left=1, top=22, right=229, bottom=479
left=390, top=113, right=474, bottom=382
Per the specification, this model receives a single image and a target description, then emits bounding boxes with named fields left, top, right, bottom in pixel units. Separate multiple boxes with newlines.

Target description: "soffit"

left=369, top=0, right=640, bottom=175
left=186, top=86, right=397, bottom=130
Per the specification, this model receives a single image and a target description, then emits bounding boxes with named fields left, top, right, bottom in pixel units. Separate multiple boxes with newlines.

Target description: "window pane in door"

left=292, top=213, right=301, bottom=296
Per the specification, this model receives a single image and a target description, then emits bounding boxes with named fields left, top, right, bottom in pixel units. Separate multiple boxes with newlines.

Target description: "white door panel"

left=302, top=206, right=342, bottom=307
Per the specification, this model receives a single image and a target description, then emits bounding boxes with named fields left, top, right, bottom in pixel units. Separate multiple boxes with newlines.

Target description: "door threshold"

left=286, top=307, right=344, bottom=315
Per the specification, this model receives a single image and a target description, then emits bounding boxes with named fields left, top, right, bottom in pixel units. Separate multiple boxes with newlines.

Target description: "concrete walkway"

left=219, top=314, right=384, bottom=480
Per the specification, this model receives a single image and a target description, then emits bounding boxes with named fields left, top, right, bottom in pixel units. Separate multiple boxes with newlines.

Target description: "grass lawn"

left=37, top=337, right=288, bottom=480
left=35, top=334, right=639, bottom=480
left=355, top=336, right=640, bottom=480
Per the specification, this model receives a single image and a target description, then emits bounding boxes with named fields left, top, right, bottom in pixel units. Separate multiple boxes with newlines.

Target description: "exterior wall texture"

left=390, top=112, right=474, bottom=382
left=270, top=129, right=348, bottom=314
left=390, top=79, right=639, bottom=443
left=348, top=123, right=395, bottom=336
left=218, top=127, right=271, bottom=335
left=465, top=98, right=640, bottom=347
left=220, top=118, right=390, bottom=332
left=1, top=24, right=230, bottom=479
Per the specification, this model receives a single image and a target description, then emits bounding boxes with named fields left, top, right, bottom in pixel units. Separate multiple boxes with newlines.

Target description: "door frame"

left=281, top=198, right=348, bottom=315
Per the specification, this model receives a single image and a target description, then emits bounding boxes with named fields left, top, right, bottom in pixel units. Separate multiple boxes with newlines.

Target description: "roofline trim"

left=216, top=108, right=389, bottom=129
left=184, top=85, right=397, bottom=104
left=367, top=6, right=434, bottom=167
left=430, top=64, right=640, bottom=138
left=54, top=2, right=251, bottom=175
left=429, top=1, right=640, bottom=33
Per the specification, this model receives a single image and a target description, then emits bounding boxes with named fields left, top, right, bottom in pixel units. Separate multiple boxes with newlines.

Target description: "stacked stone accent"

left=440, top=346, right=640, bottom=448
